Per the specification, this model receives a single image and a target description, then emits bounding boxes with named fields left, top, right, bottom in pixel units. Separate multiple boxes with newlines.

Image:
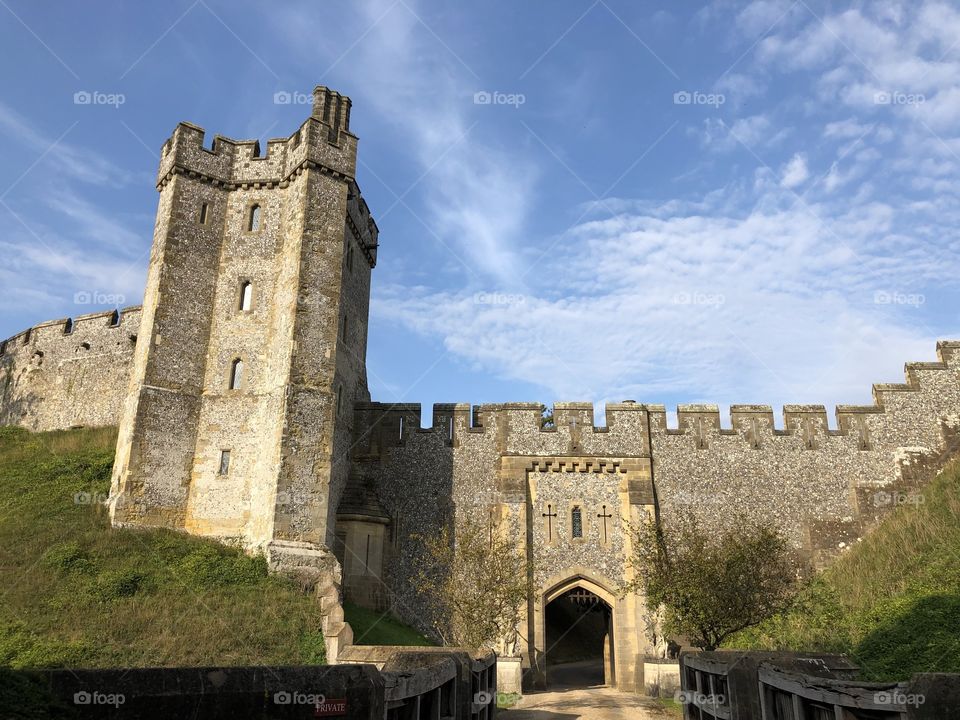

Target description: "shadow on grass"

left=854, top=593, right=960, bottom=680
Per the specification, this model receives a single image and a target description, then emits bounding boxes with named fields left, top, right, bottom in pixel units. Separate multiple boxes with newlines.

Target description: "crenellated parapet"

left=156, top=86, right=358, bottom=192
left=352, top=400, right=653, bottom=458
left=0, top=307, right=142, bottom=431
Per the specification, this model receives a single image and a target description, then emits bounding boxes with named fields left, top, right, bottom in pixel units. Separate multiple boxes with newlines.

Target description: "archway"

left=539, top=573, right=618, bottom=689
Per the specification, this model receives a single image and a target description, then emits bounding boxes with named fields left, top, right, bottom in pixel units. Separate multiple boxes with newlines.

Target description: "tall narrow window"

left=247, top=204, right=261, bottom=232
left=571, top=506, right=583, bottom=538
left=239, top=281, right=253, bottom=312
left=109, top=310, right=120, bottom=327
left=218, top=450, right=231, bottom=475
left=63, top=318, right=74, bottom=335
left=340, top=314, right=349, bottom=342
left=198, top=203, right=209, bottom=225
left=336, top=384, right=343, bottom=415
left=346, top=244, right=354, bottom=271
left=229, top=358, right=244, bottom=390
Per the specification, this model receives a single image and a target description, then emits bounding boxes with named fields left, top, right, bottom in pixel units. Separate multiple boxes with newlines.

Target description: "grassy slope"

left=727, top=459, right=960, bottom=680
left=343, top=602, right=433, bottom=647
left=0, top=426, right=429, bottom=671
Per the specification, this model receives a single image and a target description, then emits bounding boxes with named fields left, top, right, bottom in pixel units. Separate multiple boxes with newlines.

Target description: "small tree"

left=625, top=511, right=801, bottom=650
left=414, top=513, right=530, bottom=650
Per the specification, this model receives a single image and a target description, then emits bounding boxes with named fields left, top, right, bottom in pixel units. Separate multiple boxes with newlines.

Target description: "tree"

left=625, top=511, right=801, bottom=651
left=413, top=513, right=530, bottom=650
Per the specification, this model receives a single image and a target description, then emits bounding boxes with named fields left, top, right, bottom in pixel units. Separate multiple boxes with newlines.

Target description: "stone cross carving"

left=597, top=504, right=613, bottom=544
left=542, top=503, right=558, bottom=542
left=857, top=417, right=872, bottom=450
left=694, top=417, right=708, bottom=449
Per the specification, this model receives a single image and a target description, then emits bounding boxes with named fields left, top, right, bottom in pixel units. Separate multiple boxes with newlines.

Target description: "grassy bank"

left=727, top=459, right=960, bottom=680
left=0, top=425, right=431, bottom=671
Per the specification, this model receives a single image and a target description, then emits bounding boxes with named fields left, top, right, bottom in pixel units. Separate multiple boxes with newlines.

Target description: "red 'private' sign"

left=314, top=698, right=347, bottom=717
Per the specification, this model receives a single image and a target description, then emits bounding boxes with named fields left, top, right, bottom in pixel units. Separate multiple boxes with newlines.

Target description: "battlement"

left=349, top=340, right=960, bottom=455
left=0, top=306, right=142, bottom=431
left=347, top=186, right=379, bottom=267
left=156, top=86, right=359, bottom=191
left=0, top=306, right=142, bottom=356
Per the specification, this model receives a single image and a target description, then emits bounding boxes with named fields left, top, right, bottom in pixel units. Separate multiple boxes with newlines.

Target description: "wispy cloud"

left=0, top=102, right=135, bottom=189
left=271, top=0, right=536, bottom=285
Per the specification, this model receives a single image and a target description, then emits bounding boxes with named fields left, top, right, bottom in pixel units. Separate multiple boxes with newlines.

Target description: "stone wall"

left=348, top=342, right=960, bottom=690
left=0, top=307, right=141, bottom=431
left=649, top=340, right=960, bottom=563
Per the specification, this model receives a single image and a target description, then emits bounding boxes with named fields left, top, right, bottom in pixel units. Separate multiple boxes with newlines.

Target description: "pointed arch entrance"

left=534, top=570, right=621, bottom=690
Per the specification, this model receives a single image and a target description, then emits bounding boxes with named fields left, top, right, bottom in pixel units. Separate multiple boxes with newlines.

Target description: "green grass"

left=0, top=426, right=327, bottom=669
left=727, top=459, right=960, bottom=680
left=655, top=697, right=684, bottom=717
left=343, top=601, right=434, bottom=646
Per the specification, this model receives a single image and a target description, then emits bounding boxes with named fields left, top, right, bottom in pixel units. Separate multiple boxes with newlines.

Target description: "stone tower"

left=109, top=87, right=379, bottom=574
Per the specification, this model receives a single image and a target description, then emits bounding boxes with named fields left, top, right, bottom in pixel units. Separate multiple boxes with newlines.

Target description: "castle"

left=2, top=87, right=960, bottom=693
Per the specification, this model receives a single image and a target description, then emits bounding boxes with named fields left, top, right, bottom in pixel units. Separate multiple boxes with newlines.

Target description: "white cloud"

left=270, top=0, right=536, bottom=285
left=780, top=152, right=809, bottom=188
left=0, top=102, right=134, bottom=188
left=374, top=176, right=957, bottom=407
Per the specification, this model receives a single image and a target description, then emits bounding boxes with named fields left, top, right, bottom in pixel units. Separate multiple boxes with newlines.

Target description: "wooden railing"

left=679, top=650, right=957, bottom=720
left=340, top=645, right=498, bottom=720
left=5, top=647, right=498, bottom=719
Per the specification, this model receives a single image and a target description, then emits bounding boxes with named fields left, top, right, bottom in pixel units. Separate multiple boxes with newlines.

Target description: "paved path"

left=500, top=661, right=675, bottom=720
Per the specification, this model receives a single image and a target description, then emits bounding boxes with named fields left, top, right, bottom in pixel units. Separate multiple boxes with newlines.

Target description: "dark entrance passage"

left=543, top=587, right=614, bottom=688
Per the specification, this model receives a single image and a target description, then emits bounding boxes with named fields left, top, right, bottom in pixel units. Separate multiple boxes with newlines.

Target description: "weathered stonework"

left=2, top=89, right=960, bottom=693
left=0, top=308, right=140, bottom=430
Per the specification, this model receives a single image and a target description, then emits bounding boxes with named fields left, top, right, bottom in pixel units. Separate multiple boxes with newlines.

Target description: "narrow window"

left=63, top=318, right=74, bottom=335
left=229, top=358, right=244, bottom=390
left=340, top=314, right=349, bottom=342
left=247, top=204, right=261, bottom=232
left=398, top=414, right=404, bottom=440
left=571, top=506, right=583, bottom=538
left=218, top=450, right=231, bottom=475
left=109, top=310, right=120, bottom=327
left=198, top=202, right=209, bottom=225
left=364, top=534, right=371, bottom=574
left=336, top=384, right=343, bottom=415
left=346, top=244, right=354, bottom=272
left=22, top=329, right=31, bottom=345
left=239, top=281, right=253, bottom=312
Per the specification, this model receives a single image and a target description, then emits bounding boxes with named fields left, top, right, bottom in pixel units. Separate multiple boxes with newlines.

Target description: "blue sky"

left=1, top=0, right=958, bottom=426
